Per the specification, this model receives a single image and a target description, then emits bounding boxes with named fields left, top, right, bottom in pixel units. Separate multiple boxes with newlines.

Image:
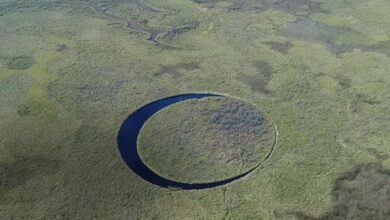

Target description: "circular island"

left=138, top=96, right=275, bottom=183
left=117, top=94, right=276, bottom=190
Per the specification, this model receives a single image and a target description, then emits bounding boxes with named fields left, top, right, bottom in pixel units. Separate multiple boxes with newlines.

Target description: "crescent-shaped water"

left=117, top=93, right=261, bottom=190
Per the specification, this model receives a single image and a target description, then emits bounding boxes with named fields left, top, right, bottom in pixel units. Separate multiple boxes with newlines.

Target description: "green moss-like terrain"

left=138, top=96, right=275, bottom=183
left=0, top=0, right=389, bottom=219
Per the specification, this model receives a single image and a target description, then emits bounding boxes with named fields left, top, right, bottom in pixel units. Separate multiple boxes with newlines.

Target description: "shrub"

left=210, top=100, right=263, bottom=134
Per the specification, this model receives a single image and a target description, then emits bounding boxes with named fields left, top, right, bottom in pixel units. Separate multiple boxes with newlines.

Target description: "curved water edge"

left=117, top=93, right=275, bottom=190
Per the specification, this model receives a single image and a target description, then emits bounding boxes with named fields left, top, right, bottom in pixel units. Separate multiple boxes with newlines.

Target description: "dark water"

left=117, top=93, right=257, bottom=190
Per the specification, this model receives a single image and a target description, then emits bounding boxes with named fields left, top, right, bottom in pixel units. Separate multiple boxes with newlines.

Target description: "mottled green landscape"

left=0, top=0, right=389, bottom=219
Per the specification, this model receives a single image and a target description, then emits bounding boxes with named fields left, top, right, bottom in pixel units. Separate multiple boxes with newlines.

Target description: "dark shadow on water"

left=117, top=93, right=260, bottom=190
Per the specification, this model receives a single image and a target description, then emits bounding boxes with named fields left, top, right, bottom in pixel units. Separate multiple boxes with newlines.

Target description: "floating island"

left=138, top=96, right=276, bottom=183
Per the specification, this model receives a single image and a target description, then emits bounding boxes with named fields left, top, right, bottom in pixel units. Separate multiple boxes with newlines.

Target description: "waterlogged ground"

left=138, top=96, right=275, bottom=183
left=0, top=0, right=389, bottom=219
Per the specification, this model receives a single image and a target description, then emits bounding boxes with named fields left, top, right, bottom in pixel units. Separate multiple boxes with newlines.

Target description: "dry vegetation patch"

left=295, top=165, right=390, bottom=220
left=6, top=55, right=35, bottom=70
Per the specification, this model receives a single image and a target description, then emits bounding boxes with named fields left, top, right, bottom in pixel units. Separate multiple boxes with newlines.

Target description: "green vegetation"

left=6, top=55, right=35, bottom=70
left=0, top=0, right=389, bottom=219
left=138, top=96, right=275, bottom=183
left=289, top=164, right=390, bottom=220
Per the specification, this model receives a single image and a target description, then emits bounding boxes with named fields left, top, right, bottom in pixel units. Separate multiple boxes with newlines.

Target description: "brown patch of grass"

left=209, top=99, right=264, bottom=134
left=239, top=74, right=270, bottom=94
left=154, top=62, right=200, bottom=77
left=6, top=55, right=35, bottom=70
left=333, top=74, right=351, bottom=89
left=280, top=18, right=360, bottom=55
left=192, top=0, right=220, bottom=8
left=367, top=148, right=389, bottom=160
left=265, top=41, right=292, bottom=54
left=77, top=80, right=125, bottom=104
left=282, top=164, right=390, bottom=220
left=227, top=0, right=320, bottom=15
left=0, top=156, right=59, bottom=200
left=238, top=60, right=274, bottom=94
left=253, top=60, right=274, bottom=81
left=56, top=44, right=68, bottom=52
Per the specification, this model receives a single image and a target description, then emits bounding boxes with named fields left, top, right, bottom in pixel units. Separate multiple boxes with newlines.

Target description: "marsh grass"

left=0, top=156, right=59, bottom=202
left=6, top=55, right=35, bottom=70
left=289, top=164, right=390, bottom=220
left=238, top=60, right=274, bottom=94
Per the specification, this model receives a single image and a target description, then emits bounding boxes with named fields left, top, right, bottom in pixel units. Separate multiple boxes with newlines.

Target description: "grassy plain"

left=0, top=0, right=389, bottom=219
